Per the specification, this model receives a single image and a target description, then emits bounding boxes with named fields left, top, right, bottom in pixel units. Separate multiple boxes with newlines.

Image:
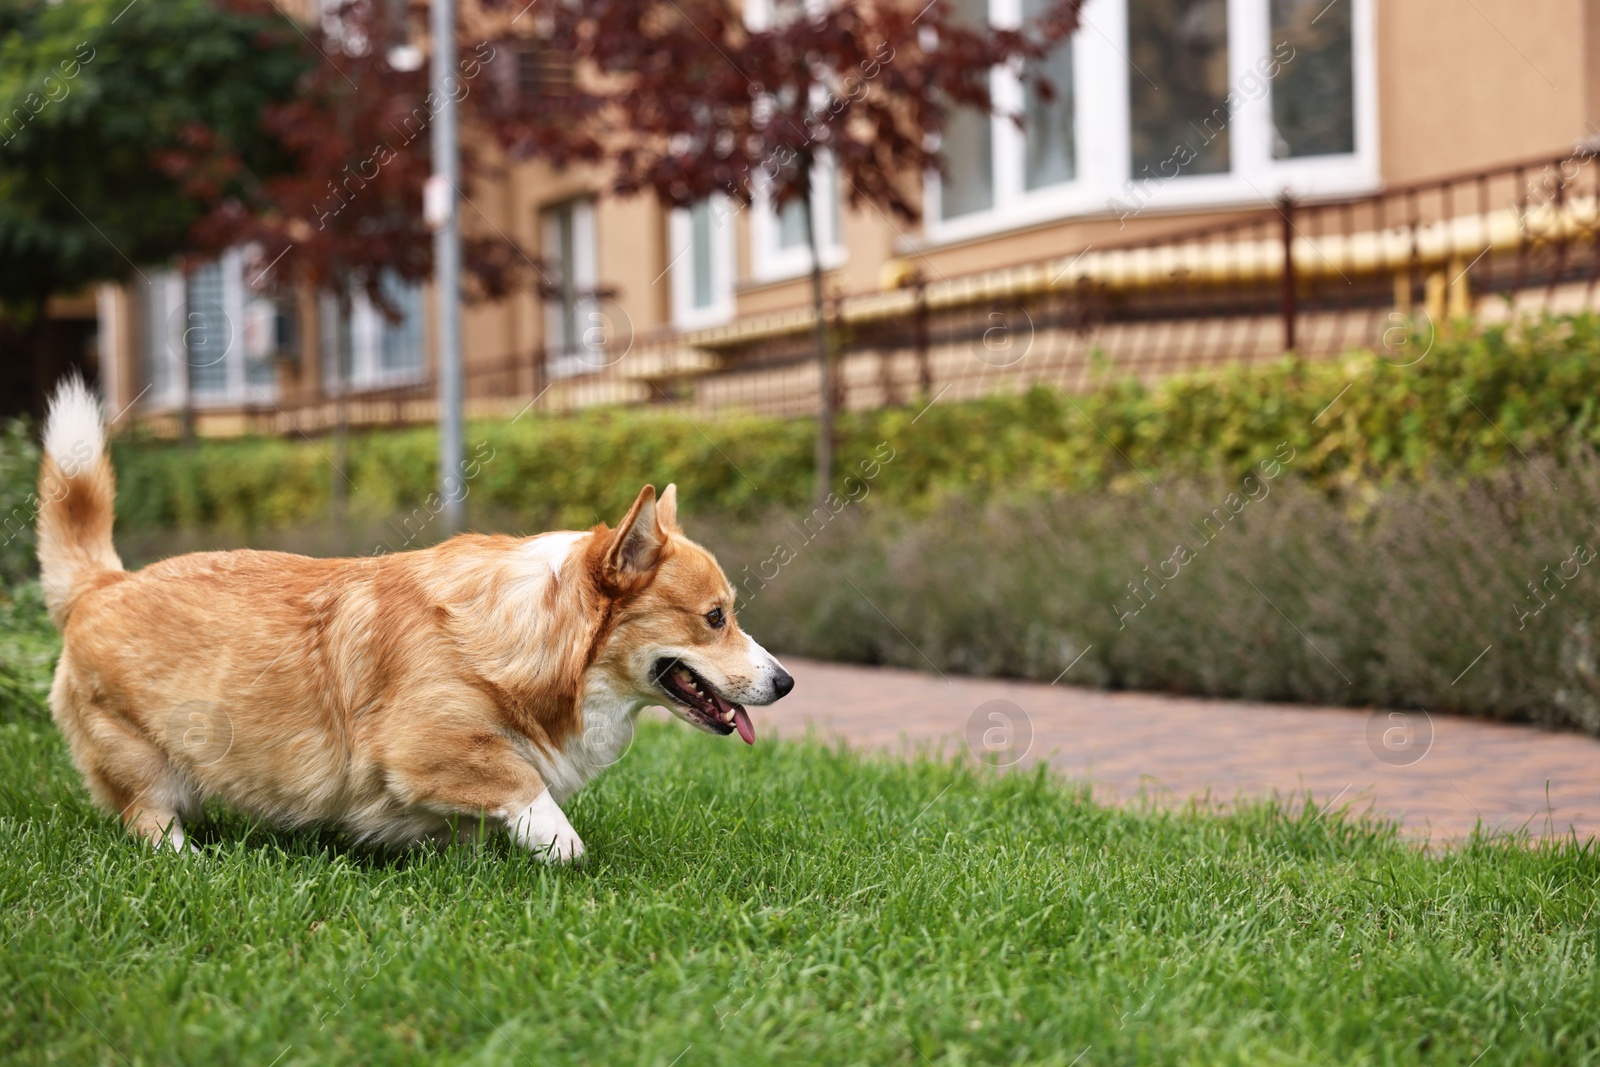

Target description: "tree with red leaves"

left=166, top=0, right=602, bottom=481
left=173, top=1, right=600, bottom=348
left=489, top=0, right=1083, bottom=499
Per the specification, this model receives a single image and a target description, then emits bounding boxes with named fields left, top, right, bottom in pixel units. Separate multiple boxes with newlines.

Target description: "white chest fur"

left=533, top=677, right=644, bottom=804
left=500, top=531, right=648, bottom=805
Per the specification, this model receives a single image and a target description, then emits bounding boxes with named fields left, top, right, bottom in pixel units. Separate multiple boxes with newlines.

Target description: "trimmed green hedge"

left=106, top=315, right=1600, bottom=534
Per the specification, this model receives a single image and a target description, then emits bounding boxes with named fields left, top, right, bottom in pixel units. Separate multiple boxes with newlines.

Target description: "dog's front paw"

left=507, top=791, right=586, bottom=864
left=144, top=817, right=198, bottom=856
left=538, top=828, right=586, bottom=864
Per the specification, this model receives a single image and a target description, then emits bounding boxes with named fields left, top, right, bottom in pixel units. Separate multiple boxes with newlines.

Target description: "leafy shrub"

left=0, top=419, right=45, bottom=585
left=709, top=457, right=1600, bottom=735
left=0, top=581, right=57, bottom=724
left=105, top=314, right=1600, bottom=536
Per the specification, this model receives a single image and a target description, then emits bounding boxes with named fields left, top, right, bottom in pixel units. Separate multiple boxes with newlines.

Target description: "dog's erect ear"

left=604, top=485, right=667, bottom=579
left=657, top=483, right=681, bottom=535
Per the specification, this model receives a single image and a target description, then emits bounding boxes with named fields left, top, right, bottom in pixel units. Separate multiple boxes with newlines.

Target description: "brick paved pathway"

left=754, top=658, right=1600, bottom=842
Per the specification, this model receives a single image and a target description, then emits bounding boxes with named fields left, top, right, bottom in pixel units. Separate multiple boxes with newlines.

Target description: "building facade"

left=94, top=0, right=1600, bottom=431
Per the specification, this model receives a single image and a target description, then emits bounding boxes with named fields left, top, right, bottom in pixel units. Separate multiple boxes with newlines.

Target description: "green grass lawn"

left=3, top=703, right=1598, bottom=1067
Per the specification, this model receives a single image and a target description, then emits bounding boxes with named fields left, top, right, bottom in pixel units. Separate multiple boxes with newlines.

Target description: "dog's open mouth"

left=652, top=658, right=755, bottom=744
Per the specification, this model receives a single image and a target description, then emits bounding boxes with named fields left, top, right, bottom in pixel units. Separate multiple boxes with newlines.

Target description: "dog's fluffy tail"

left=37, top=376, right=122, bottom=627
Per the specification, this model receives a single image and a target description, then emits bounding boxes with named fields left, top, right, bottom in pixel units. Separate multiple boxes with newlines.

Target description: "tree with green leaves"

left=0, top=0, right=308, bottom=381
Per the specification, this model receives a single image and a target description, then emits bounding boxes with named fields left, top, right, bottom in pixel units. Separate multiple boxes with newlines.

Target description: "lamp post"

left=429, top=0, right=464, bottom=533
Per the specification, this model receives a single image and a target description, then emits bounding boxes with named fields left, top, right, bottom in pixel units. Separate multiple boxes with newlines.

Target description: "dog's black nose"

left=772, top=669, right=794, bottom=699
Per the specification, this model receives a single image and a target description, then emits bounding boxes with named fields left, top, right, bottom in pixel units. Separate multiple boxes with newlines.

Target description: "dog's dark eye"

left=705, top=607, right=725, bottom=629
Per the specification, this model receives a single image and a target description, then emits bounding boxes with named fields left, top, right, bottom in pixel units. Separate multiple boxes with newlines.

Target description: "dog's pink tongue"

left=733, top=706, right=755, bottom=745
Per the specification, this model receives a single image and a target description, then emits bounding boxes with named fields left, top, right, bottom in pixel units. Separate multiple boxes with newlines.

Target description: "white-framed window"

left=669, top=195, right=736, bottom=329
left=541, top=196, right=601, bottom=378
left=184, top=261, right=233, bottom=398
left=134, top=249, right=276, bottom=408
left=925, top=0, right=1377, bottom=244
left=744, top=0, right=849, bottom=283
left=750, top=153, right=846, bottom=283
left=319, top=271, right=427, bottom=392
left=135, top=272, right=184, bottom=409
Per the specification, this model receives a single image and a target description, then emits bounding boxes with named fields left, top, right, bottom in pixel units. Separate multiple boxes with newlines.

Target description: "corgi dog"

left=37, top=378, right=792, bottom=861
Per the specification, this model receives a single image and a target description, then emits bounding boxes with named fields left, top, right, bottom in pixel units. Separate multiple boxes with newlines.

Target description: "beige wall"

left=598, top=193, right=671, bottom=337
left=1376, top=0, right=1589, bottom=182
